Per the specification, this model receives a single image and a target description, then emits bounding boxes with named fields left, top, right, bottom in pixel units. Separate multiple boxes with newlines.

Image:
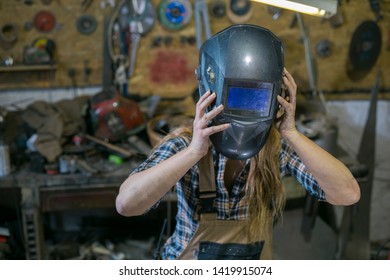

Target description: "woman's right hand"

left=189, top=91, right=230, bottom=157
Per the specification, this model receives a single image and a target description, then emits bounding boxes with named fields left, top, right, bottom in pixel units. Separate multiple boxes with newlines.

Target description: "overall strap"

left=197, top=147, right=217, bottom=216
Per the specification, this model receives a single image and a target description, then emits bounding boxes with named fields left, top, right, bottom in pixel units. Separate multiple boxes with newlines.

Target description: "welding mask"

left=195, top=24, right=284, bottom=160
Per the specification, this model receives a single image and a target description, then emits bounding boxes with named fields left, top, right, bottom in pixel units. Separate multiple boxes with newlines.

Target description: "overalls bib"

left=177, top=149, right=273, bottom=260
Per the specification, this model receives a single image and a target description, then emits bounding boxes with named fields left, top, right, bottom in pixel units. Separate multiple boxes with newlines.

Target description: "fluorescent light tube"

left=251, top=0, right=338, bottom=18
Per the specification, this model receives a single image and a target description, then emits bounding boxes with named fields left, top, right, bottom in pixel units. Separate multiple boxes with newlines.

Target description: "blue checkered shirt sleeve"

left=279, top=139, right=326, bottom=201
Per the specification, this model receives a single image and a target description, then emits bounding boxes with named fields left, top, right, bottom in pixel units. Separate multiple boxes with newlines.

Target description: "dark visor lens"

left=227, top=83, right=273, bottom=117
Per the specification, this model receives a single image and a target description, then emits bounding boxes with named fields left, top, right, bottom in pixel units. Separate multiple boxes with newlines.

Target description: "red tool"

left=33, top=10, right=56, bottom=33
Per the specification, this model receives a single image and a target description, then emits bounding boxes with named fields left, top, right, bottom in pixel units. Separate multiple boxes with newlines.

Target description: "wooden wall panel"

left=0, top=0, right=389, bottom=100
left=0, top=0, right=107, bottom=89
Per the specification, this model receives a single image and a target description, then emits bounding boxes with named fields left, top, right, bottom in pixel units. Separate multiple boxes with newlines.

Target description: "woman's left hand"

left=277, top=68, right=298, bottom=139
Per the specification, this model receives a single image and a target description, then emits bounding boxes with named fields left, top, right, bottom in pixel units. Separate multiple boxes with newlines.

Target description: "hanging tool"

left=83, top=60, right=92, bottom=84
left=33, top=10, right=57, bottom=33
left=194, top=0, right=212, bottom=50
left=115, top=60, right=128, bottom=96
left=347, top=20, right=382, bottom=81
left=117, top=0, right=156, bottom=77
left=211, top=0, right=226, bottom=18
left=81, top=0, right=94, bottom=12
left=369, top=0, right=382, bottom=21
left=268, top=6, right=283, bottom=20
left=24, top=21, right=34, bottom=32
left=296, top=13, right=318, bottom=97
left=128, top=33, right=141, bottom=78
left=0, top=23, right=18, bottom=50
left=227, top=0, right=253, bottom=23
left=108, top=0, right=156, bottom=96
left=158, top=0, right=192, bottom=31
left=328, top=4, right=344, bottom=28
left=316, top=39, right=332, bottom=58
left=68, top=68, right=77, bottom=97
left=102, top=16, right=113, bottom=91
left=76, top=15, right=97, bottom=35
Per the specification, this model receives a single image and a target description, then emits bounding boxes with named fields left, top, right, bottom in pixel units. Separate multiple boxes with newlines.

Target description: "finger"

left=282, top=73, right=292, bottom=89
left=278, top=95, right=296, bottom=121
left=283, top=68, right=297, bottom=87
left=201, top=105, right=224, bottom=129
left=204, top=123, right=230, bottom=136
left=198, top=92, right=216, bottom=117
left=282, top=72, right=297, bottom=105
left=277, top=95, right=290, bottom=111
left=204, top=104, right=223, bottom=121
left=285, top=79, right=297, bottom=107
left=196, top=91, right=212, bottom=118
left=198, top=90, right=211, bottom=104
left=283, top=68, right=294, bottom=83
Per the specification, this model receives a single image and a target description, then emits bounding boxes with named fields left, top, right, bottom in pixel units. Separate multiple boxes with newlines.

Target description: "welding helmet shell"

left=195, top=24, right=284, bottom=160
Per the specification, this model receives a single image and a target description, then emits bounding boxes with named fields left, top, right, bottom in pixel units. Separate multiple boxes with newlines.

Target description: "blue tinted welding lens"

left=227, top=84, right=273, bottom=117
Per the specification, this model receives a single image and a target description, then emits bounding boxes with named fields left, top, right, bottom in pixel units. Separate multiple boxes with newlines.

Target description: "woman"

left=116, top=25, right=360, bottom=260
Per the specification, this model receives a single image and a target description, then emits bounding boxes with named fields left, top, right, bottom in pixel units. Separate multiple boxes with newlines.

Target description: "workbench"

left=0, top=160, right=142, bottom=260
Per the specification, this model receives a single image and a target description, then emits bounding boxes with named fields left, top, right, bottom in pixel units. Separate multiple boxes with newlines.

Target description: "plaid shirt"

left=130, top=137, right=325, bottom=259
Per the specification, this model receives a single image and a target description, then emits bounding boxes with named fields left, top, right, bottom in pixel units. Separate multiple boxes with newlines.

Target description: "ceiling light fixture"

left=251, top=0, right=338, bottom=18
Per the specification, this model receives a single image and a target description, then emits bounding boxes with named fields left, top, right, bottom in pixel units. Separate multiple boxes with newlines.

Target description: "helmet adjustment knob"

left=207, top=66, right=215, bottom=83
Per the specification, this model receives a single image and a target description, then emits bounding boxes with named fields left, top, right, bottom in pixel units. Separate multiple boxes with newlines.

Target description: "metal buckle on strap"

left=197, top=197, right=216, bottom=214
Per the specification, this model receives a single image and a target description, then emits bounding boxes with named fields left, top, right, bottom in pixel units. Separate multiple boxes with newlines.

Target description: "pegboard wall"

left=0, top=0, right=390, bottom=100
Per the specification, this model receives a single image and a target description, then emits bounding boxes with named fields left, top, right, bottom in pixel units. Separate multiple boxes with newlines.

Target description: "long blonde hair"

left=245, top=125, right=285, bottom=239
